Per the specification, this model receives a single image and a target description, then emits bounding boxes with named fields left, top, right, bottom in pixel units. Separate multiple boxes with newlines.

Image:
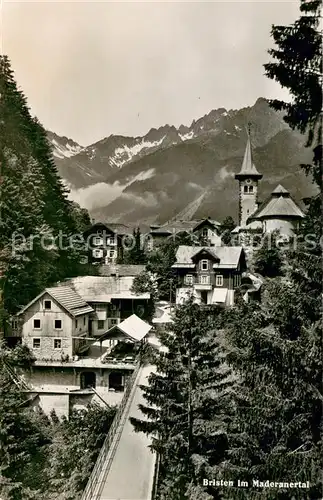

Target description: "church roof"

left=248, top=184, right=305, bottom=221
left=235, top=134, right=262, bottom=180
left=272, top=184, right=289, bottom=195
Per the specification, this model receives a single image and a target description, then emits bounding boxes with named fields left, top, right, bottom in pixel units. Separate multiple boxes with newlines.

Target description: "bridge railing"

left=80, top=361, right=141, bottom=500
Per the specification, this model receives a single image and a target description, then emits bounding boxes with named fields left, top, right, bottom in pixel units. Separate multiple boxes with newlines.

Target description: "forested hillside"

left=0, top=55, right=94, bottom=334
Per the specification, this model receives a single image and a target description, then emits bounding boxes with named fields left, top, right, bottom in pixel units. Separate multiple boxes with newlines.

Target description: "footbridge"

left=81, top=363, right=157, bottom=500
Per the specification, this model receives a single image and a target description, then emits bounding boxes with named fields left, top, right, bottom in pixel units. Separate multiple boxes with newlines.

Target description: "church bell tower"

left=235, top=124, right=262, bottom=227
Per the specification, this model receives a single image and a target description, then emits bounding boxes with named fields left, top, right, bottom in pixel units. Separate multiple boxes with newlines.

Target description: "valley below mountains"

left=48, top=98, right=315, bottom=226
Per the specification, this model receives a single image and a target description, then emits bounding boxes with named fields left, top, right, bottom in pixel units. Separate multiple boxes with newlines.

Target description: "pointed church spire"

left=235, top=123, right=263, bottom=180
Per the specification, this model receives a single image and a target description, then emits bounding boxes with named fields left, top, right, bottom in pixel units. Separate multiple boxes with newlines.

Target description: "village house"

left=13, top=283, right=152, bottom=417
left=83, top=221, right=130, bottom=265
left=146, top=218, right=222, bottom=251
left=172, top=245, right=247, bottom=307
left=16, top=286, right=94, bottom=361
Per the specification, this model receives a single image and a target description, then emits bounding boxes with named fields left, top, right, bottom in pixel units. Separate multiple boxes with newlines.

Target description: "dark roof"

left=150, top=218, right=220, bottom=235
left=84, top=221, right=130, bottom=235
left=17, top=286, right=94, bottom=317
left=191, top=247, right=219, bottom=261
left=99, top=265, right=146, bottom=277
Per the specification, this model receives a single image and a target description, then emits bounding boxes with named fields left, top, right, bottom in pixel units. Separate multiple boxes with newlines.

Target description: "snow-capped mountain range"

left=48, top=98, right=315, bottom=225
left=48, top=107, right=241, bottom=188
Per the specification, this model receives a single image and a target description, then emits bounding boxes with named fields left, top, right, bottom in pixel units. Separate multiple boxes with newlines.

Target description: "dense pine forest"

left=0, top=55, right=95, bottom=335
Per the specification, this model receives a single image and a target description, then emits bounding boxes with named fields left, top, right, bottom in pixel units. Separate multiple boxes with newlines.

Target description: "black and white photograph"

left=0, top=0, right=321, bottom=499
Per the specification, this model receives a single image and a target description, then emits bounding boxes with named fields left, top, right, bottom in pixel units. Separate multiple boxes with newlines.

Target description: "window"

left=249, top=185, right=254, bottom=193
left=33, top=338, right=41, bottom=348
left=111, top=319, right=118, bottom=325
left=109, top=250, right=116, bottom=258
left=234, top=275, right=241, bottom=288
left=75, top=319, right=78, bottom=328
left=200, top=260, right=208, bottom=271
left=54, top=339, right=62, bottom=349
left=244, top=185, right=248, bottom=193
left=216, top=275, right=224, bottom=287
left=201, top=227, right=208, bottom=238
left=146, top=239, right=153, bottom=251
left=93, top=236, right=103, bottom=246
left=84, top=317, right=86, bottom=325
left=11, top=318, right=18, bottom=330
left=33, top=319, right=41, bottom=329
left=93, top=249, right=103, bottom=258
left=109, top=372, right=123, bottom=391
left=107, top=236, right=116, bottom=246
left=98, top=320, right=105, bottom=330
left=54, top=319, right=62, bottom=329
left=200, top=275, right=210, bottom=284
left=184, top=274, right=194, bottom=285
left=44, top=300, right=51, bottom=310
left=80, top=372, right=96, bottom=389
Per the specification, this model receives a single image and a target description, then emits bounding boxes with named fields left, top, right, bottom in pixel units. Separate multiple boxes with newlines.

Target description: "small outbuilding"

left=98, top=314, right=152, bottom=347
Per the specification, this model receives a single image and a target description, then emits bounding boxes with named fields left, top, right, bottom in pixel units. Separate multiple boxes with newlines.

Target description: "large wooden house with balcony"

left=172, top=245, right=247, bottom=307
left=83, top=222, right=130, bottom=265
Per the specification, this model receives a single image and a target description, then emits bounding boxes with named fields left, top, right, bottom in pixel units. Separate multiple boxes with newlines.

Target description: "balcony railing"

left=80, top=361, right=141, bottom=500
left=194, top=284, right=212, bottom=291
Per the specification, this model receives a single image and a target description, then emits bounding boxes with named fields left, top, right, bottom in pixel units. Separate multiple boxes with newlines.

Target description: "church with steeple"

left=235, top=124, right=263, bottom=227
left=233, top=124, right=305, bottom=238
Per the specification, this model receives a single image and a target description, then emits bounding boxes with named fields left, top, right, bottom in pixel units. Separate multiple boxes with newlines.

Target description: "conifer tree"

left=123, top=228, right=147, bottom=265
left=253, top=233, right=283, bottom=277
left=216, top=6, right=323, bottom=497
left=0, top=55, right=92, bottom=328
left=131, top=299, right=235, bottom=499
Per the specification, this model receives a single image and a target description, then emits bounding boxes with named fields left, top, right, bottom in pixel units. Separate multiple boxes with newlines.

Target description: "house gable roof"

left=192, top=218, right=220, bottom=232
left=172, top=245, right=244, bottom=269
left=100, top=314, right=152, bottom=342
left=191, top=247, right=220, bottom=262
left=17, top=286, right=94, bottom=317
left=84, top=222, right=130, bottom=236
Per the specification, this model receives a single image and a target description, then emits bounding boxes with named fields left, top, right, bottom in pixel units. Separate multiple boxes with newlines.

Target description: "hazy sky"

left=1, top=1, right=300, bottom=146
